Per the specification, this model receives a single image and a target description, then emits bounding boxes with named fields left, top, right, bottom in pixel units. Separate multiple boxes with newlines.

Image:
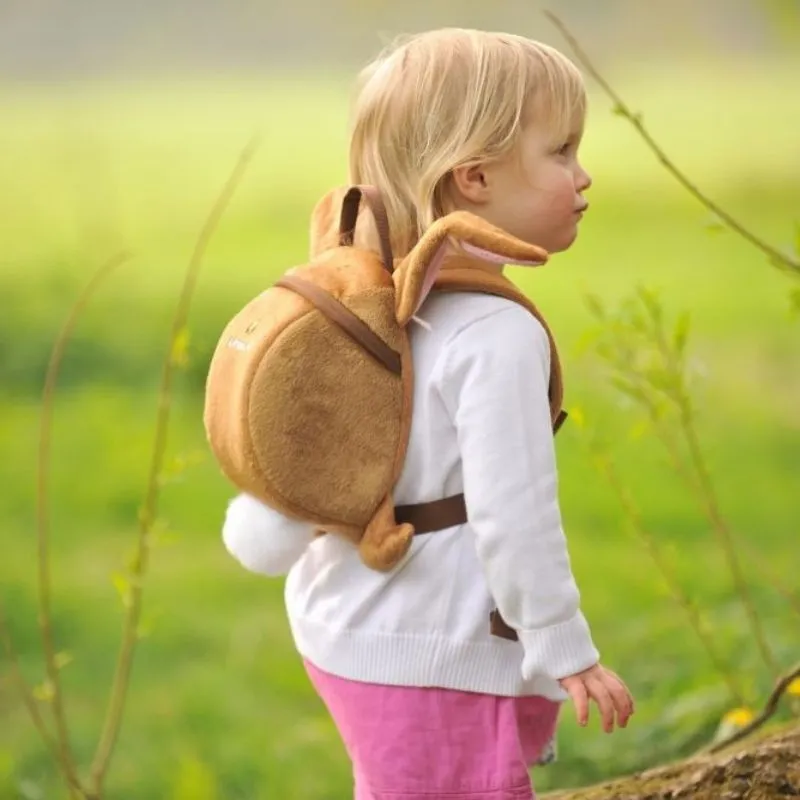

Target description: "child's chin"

left=547, top=228, right=579, bottom=254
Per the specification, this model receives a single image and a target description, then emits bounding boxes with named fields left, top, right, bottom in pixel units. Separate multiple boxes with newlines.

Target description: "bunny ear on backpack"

left=393, top=211, right=549, bottom=326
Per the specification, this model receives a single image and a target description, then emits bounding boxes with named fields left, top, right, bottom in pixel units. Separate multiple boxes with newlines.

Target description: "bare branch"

left=679, top=412, right=779, bottom=675
left=88, top=135, right=261, bottom=796
left=0, top=601, right=61, bottom=768
left=544, top=10, right=800, bottom=277
left=707, top=662, right=800, bottom=753
left=586, top=293, right=780, bottom=678
left=646, top=304, right=779, bottom=676
left=37, top=251, right=130, bottom=798
left=584, top=440, right=748, bottom=706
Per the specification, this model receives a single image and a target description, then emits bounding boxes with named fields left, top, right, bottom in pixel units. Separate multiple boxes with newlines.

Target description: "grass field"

left=0, top=57, right=798, bottom=799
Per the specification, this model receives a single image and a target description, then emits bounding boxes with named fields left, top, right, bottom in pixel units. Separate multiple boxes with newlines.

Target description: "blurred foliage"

left=0, top=24, right=798, bottom=800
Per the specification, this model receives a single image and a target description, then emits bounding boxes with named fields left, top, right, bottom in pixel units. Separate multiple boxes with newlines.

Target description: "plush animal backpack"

left=204, top=186, right=567, bottom=598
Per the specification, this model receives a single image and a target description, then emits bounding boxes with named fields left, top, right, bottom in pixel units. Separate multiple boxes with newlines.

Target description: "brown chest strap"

left=393, top=409, right=568, bottom=642
left=395, top=493, right=467, bottom=534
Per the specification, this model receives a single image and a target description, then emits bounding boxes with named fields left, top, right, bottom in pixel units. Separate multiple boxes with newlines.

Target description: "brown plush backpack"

left=204, top=185, right=567, bottom=581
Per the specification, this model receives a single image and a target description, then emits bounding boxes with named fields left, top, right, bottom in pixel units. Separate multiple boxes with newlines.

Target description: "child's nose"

left=576, top=164, right=592, bottom=192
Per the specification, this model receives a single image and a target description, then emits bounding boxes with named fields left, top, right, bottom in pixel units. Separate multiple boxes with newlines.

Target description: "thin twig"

left=647, top=413, right=779, bottom=675
left=88, top=135, right=261, bottom=796
left=594, top=369, right=779, bottom=681
left=0, top=601, right=62, bottom=768
left=645, top=312, right=779, bottom=676
left=679, top=415, right=779, bottom=675
left=644, top=415, right=800, bottom=624
left=590, top=294, right=780, bottom=679
left=544, top=10, right=800, bottom=277
left=707, top=662, right=800, bottom=753
left=586, top=441, right=747, bottom=705
left=37, top=251, right=130, bottom=798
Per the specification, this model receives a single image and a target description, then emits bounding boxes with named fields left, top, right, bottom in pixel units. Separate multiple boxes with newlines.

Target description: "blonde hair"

left=348, top=28, right=586, bottom=257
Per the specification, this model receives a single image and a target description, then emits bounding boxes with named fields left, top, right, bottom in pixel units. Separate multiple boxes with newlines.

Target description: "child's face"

left=452, top=115, right=591, bottom=255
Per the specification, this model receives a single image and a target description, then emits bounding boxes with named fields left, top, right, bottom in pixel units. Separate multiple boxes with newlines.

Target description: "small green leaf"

left=584, top=293, right=606, bottom=320
left=644, top=367, right=675, bottom=394
left=673, top=311, right=691, bottom=356
left=649, top=397, right=672, bottom=421
left=594, top=341, right=616, bottom=362
left=159, top=450, right=206, bottom=486
left=151, top=520, right=180, bottom=548
left=626, top=310, right=648, bottom=334
left=171, top=327, right=191, bottom=368
left=629, top=419, right=649, bottom=441
left=569, top=406, right=586, bottom=429
left=32, top=680, right=55, bottom=703
left=636, top=286, right=662, bottom=324
left=160, top=457, right=186, bottom=484
left=703, top=214, right=727, bottom=235
left=171, top=755, right=217, bottom=800
left=611, top=376, right=648, bottom=404
left=112, top=571, right=133, bottom=609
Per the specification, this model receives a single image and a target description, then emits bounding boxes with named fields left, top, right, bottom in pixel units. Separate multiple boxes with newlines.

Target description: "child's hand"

left=558, top=664, right=634, bottom=733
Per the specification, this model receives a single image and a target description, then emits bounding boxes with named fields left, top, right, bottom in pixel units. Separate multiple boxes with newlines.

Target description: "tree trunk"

left=544, top=725, right=800, bottom=800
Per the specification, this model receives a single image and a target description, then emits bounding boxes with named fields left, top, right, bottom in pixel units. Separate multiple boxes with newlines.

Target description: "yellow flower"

left=788, top=677, right=800, bottom=697
left=722, top=707, right=755, bottom=728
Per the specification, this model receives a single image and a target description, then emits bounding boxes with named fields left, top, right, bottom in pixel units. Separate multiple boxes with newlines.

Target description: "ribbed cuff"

left=518, top=612, right=599, bottom=682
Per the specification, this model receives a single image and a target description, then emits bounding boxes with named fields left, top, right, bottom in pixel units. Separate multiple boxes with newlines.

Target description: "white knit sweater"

left=222, top=290, right=599, bottom=701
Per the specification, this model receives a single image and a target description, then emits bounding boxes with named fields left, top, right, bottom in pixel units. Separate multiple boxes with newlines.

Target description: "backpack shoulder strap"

left=432, top=268, right=566, bottom=431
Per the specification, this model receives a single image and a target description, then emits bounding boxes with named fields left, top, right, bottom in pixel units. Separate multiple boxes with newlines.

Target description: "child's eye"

left=556, top=141, right=573, bottom=156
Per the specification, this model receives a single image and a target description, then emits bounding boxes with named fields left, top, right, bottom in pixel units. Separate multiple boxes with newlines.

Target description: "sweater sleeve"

left=222, top=493, right=316, bottom=577
left=439, top=305, right=599, bottom=682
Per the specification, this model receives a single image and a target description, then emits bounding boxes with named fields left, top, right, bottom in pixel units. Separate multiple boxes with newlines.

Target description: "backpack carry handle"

left=339, top=185, right=394, bottom=273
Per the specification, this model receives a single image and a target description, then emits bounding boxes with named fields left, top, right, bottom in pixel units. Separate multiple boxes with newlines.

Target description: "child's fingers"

left=604, top=668, right=635, bottom=715
left=585, top=675, right=615, bottom=733
left=603, top=672, right=634, bottom=728
left=562, top=677, right=589, bottom=727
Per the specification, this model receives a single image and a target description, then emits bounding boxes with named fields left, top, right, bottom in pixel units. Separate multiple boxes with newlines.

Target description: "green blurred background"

left=0, top=1, right=798, bottom=798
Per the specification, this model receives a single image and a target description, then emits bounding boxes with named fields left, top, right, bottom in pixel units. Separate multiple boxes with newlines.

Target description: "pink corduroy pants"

left=305, top=660, right=560, bottom=799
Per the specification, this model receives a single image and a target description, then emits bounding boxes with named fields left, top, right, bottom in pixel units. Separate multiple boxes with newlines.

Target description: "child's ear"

left=393, top=211, right=548, bottom=325
left=309, top=187, right=348, bottom=258
left=451, top=163, right=491, bottom=205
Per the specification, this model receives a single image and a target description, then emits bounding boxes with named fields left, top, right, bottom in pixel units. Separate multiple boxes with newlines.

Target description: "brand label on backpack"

left=226, top=337, right=250, bottom=352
